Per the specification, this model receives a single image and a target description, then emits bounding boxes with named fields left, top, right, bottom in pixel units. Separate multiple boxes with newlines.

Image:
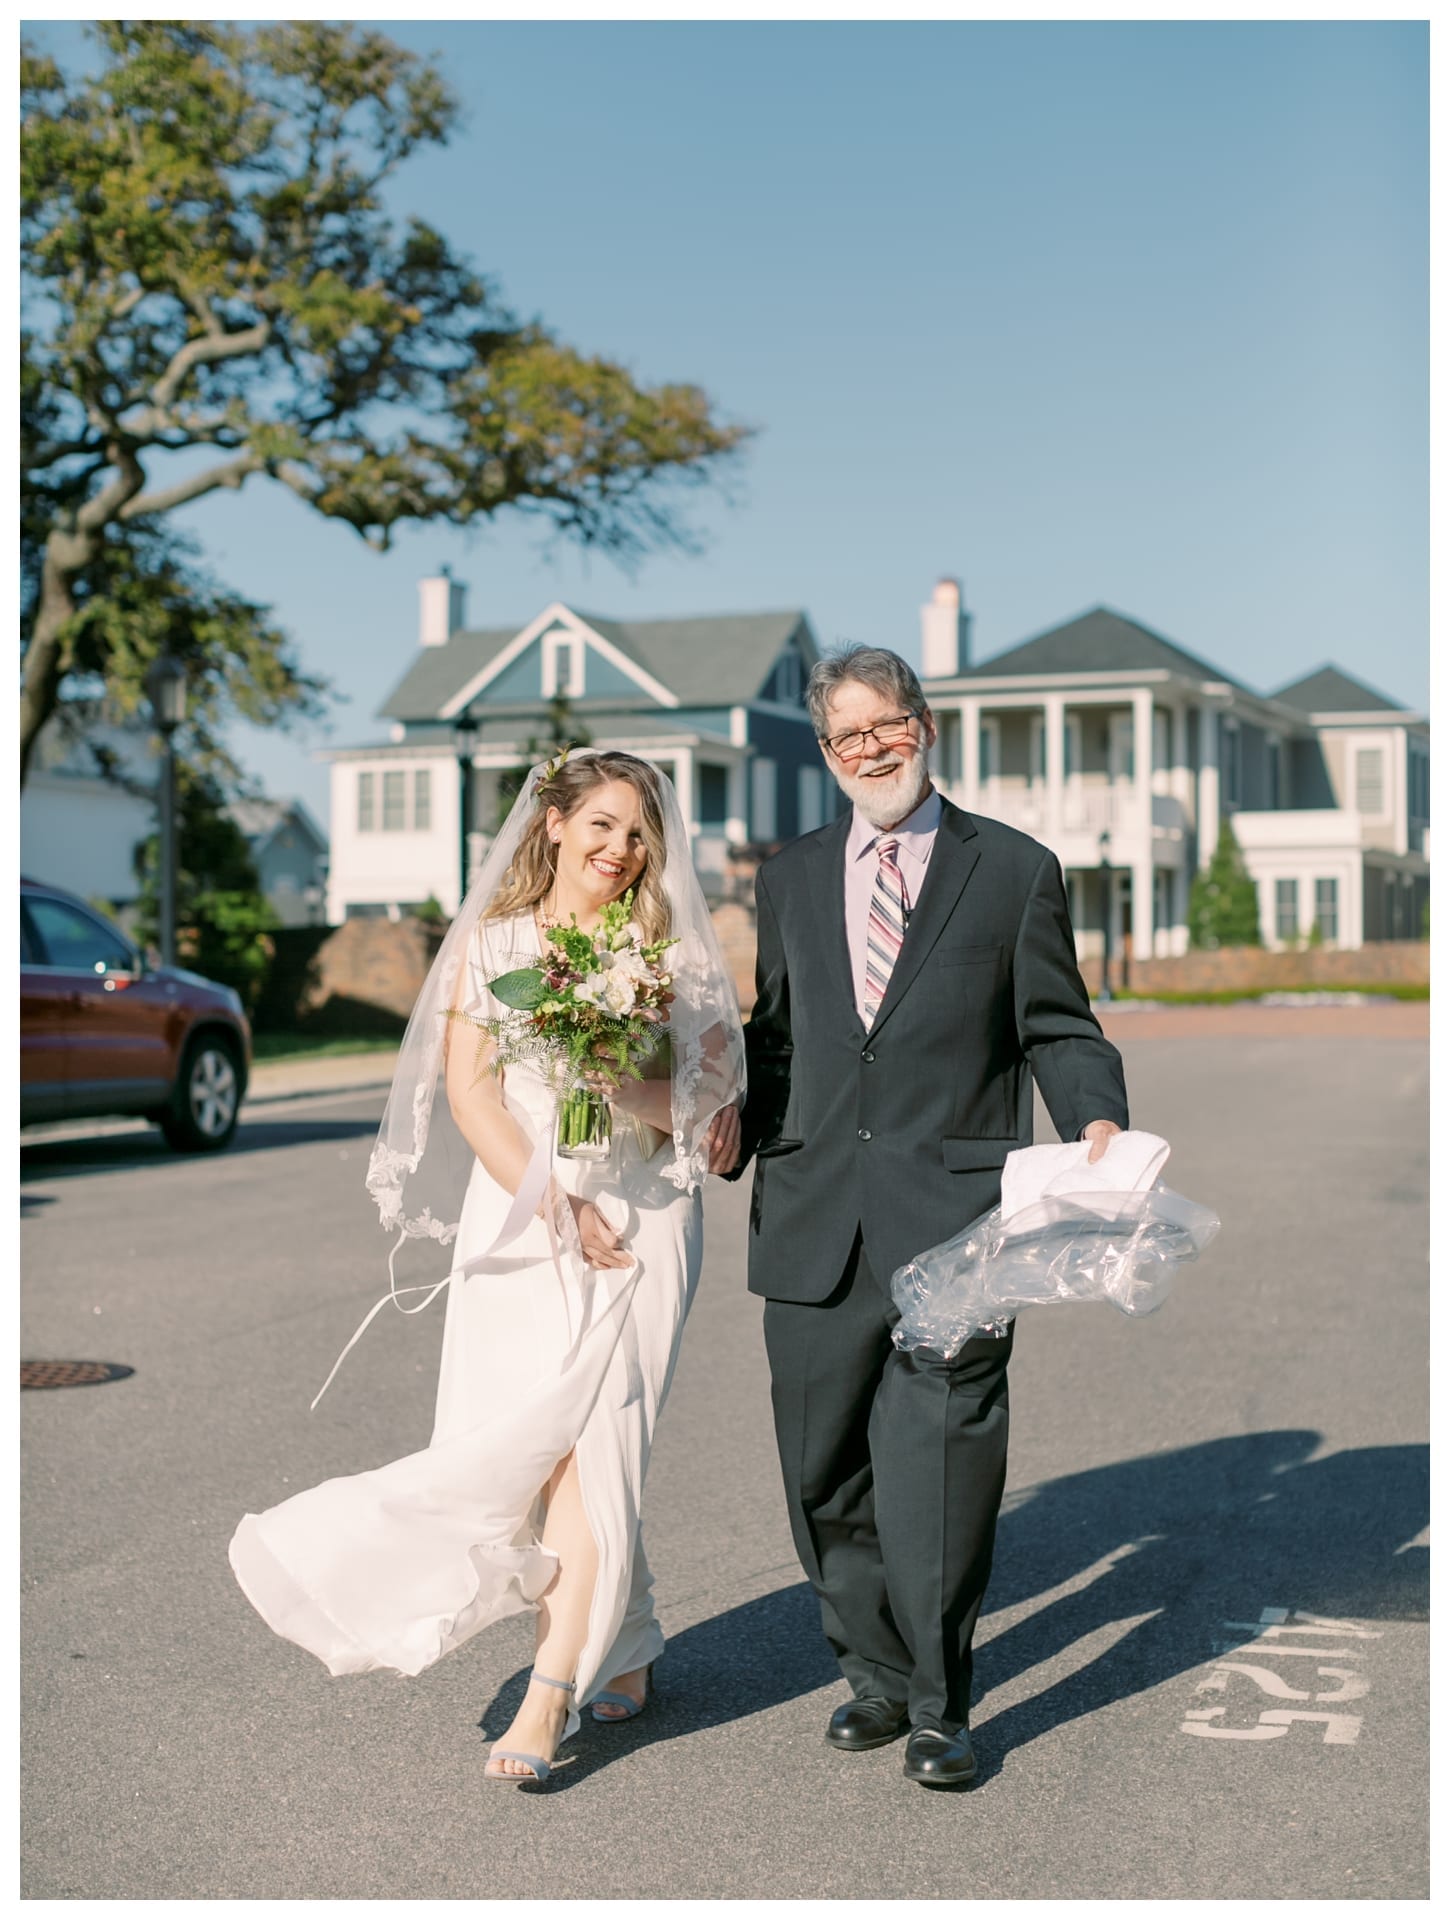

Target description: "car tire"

left=161, top=1031, right=243, bottom=1152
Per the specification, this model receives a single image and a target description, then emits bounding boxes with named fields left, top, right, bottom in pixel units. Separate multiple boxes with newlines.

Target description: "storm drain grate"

left=21, top=1360, right=135, bottom=1390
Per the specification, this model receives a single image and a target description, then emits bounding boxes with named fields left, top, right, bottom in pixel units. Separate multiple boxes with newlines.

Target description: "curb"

left=242, top=1076, right=396, bottom=1110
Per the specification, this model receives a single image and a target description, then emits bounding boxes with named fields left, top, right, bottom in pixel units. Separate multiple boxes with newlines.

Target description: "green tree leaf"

left=20, top=21, right=751, bottom=783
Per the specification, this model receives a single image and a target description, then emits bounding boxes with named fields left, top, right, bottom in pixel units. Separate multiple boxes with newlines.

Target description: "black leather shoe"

left=825, top=1696, right=910, bottom=1751
left=902, top=1725, right=978, bottom=1787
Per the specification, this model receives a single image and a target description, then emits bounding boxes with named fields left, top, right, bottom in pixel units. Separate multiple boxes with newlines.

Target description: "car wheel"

left=161, top=1033, right=243, bottom=1152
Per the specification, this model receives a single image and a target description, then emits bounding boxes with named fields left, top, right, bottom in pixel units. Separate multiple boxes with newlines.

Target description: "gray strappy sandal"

left=591, top=1661, right=655, bottom=1723
left=485, top=1673, right=575, bottom=1784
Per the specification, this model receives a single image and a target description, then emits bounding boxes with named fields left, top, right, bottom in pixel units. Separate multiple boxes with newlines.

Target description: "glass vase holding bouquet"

left=463, top=891, right=677, bottom=1161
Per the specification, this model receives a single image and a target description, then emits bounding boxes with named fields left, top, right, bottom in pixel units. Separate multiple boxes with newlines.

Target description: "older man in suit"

left=730, top=645, right=1129, bottom=1787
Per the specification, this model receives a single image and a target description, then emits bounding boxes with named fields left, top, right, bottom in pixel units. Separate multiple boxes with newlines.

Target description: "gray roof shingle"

left=378, top=608, right=815, bottom=720
left=959, top=606, right=1256, bottom=695
left=1271, top=665, right=1407, bottom=713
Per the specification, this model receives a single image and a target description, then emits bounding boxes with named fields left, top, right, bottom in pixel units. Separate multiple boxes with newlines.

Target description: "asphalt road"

left=21, top=1025, right=1428, bottom=1899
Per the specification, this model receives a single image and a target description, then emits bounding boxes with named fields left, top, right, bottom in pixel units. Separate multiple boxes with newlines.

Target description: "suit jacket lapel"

left=870, top=801, right=981, bottom=1034
left=804, top=813, right=858, bottom=1021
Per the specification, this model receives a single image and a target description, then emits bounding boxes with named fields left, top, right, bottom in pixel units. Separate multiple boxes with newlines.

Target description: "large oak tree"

left=20, top=22, right=749, bottom=784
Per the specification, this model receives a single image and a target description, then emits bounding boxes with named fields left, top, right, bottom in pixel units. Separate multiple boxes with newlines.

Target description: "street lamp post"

left=454, top=707, right=479, bottom=911
left=144, top=655, right=187, bottom=967
left=1096, top=828, right=1113, bottom=1004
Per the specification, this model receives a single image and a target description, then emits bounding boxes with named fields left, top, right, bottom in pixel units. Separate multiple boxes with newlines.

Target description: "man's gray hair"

left=806, top=645, right=927, bottom=739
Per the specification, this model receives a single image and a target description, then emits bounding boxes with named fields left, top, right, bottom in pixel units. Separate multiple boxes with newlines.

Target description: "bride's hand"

left=704, top=1103, right=742, bottom=1175
left=566, top=1194, right=632, bottom=1269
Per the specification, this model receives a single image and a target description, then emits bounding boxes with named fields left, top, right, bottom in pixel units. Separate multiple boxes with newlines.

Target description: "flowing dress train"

left=229, top=913, right=702, bottom=1725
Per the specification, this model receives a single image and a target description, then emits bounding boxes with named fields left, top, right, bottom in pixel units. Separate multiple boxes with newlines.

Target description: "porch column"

left=726, top=755, right=748, bottom=846
left=1131, top=688, right=1154, bottom=958
left=1042, top=691, right=1065, bottom=841
left=1197, top=706, right=1220, bottom=871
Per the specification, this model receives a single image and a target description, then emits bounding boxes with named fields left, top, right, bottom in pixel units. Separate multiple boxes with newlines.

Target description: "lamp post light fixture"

left=144, top=654, right=188, bottom=967
left=1096, top=827, right=1113, bottom=1004
left=454, top=706, right=480, bottom=910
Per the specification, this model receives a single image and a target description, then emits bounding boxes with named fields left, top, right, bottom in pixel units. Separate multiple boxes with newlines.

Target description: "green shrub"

left=1188, top=820, right=1263, bottom=949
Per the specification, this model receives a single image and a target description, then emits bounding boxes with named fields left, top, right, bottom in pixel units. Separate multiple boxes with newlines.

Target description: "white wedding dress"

left=228, top=912, right=703, bottom=1721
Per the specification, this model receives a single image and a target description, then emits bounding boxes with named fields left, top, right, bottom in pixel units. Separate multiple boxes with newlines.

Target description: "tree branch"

left=151, top=319, right=271, bottom=410
left=116, top=451, right=264, bottom=520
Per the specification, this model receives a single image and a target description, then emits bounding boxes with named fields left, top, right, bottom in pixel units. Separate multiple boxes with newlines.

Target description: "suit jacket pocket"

left=931, top=943, right=1003, bottom=968
left=942, top=1136, right=1018, bottom=1172
left=755, top=1137, right=805, bottom=1159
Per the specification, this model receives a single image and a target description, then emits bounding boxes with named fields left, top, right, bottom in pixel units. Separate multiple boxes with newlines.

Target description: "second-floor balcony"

left=944, top=779, right=1192, bottom=856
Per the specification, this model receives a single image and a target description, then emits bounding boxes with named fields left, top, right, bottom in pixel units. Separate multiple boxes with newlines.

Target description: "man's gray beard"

left=834, top=754, right=932, bottom=829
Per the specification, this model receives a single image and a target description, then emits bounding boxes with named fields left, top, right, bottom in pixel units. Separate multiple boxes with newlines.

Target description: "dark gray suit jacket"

left=730, top=796, right=1130, bottom=1303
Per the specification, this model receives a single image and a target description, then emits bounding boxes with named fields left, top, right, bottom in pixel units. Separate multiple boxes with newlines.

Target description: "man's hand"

left=1082, top=1119, right=1123, bottom=1164
left=704, top=1103, right=742, bottom=1176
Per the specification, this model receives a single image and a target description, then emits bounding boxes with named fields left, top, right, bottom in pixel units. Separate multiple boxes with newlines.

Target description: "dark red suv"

left=20, top=877, right=252, bottom=1151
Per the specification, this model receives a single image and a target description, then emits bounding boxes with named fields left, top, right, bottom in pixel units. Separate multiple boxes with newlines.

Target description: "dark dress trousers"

left=731, top=796, right=1129, bottom=1732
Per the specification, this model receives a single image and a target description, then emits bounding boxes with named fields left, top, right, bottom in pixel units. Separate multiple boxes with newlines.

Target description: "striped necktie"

left=864, top=836, right=908, bottom=1028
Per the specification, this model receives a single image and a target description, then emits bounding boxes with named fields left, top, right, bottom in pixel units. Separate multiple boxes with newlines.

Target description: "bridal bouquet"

left=461, top=891, right=676, bottom=1158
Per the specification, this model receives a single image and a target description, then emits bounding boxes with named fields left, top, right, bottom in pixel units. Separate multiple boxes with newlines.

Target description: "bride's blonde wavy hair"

left=485, top=751, right=672, bottom=944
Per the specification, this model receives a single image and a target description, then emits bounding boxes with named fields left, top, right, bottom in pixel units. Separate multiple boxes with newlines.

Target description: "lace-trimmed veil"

left=365, top=751, right=747, bottom=1266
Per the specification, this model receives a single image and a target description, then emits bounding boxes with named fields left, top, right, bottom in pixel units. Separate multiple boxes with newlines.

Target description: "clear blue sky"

left=30, top=20, right=1430, bottom=825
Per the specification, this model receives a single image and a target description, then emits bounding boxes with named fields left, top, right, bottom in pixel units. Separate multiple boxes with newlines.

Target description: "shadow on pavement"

left=20, top=1115, right=380, bottom=1183
left=481, top=1430, right=1426, bottom=1788
left=972, top=1429, right=1426, bottom=1776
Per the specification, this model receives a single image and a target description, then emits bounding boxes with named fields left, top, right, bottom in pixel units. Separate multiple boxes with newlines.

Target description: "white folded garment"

left=998, top=1129, right=1171, bottom=1226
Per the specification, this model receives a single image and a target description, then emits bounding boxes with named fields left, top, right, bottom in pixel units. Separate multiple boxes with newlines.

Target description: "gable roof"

left=961, top=606, right=1255, bottom=695
left=1271, top=665, right=1407, bottom=714
left=227, top=796, right=328, bottom=852
left=379, top=607, right=815, bottom=721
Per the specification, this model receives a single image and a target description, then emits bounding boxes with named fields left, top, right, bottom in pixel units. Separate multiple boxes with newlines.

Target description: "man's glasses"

left=820, top=712, right=922, bottom=764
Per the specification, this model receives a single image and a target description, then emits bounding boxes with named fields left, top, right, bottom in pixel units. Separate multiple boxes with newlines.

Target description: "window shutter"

left=1355, top=748, right=1385, bottom=817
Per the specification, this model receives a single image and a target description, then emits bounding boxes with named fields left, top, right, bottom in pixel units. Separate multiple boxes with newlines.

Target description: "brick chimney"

left=419, top=569, right=467, bottom=648
left=920, top=576, right=972, bottom=678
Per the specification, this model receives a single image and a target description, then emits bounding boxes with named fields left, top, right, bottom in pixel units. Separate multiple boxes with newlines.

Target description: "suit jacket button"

left=860, top=1049, right=875, bottom=1062
left=858, top=1128, right=872, bottom=1141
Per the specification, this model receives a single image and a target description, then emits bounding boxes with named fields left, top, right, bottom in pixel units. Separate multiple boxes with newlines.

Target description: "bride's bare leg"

left=487, top=1451, right=598, bottom=1778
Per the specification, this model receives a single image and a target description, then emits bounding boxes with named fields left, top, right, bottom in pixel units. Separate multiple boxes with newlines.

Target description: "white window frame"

left=413, top=767, right=432, bottom=832
left=775, top=648, right=801, bottom=703
left=1275, top=876, right=1298, bottom=944
left=357, top=770, right=375, bottom=832
left=543, top=631, right=584, bottom=699
left=382, top=769, right=407, bottom=832
left=1314, top=875, right=1339, bottom=944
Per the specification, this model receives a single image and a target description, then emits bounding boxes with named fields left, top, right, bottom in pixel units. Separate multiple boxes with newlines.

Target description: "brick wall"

left=256, top=918, right=445, bottom=1034
left=258, top=911, right=1424, bottom=1034
left=1124, top=941, right=1429, bottom=994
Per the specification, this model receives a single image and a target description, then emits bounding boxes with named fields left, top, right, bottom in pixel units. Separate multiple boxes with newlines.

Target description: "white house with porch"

left=918, top=582, right=1429, bottom=959
left=322, top=576, right=836, bottom=922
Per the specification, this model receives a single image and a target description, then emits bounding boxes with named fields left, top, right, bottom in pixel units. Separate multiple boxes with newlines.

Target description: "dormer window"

left=775, top=648, right=801, bottom=703
left=543, top=631, right=584, bottom=699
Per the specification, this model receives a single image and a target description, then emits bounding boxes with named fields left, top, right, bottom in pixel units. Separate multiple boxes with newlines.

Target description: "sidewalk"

left=244, top=1047, right=400, bottom=1107
left=243, top=996, right=1426, bottom=1105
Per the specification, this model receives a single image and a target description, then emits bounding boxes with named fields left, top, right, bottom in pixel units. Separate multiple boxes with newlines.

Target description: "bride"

left=229, top=749, right=746, bottom=1785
